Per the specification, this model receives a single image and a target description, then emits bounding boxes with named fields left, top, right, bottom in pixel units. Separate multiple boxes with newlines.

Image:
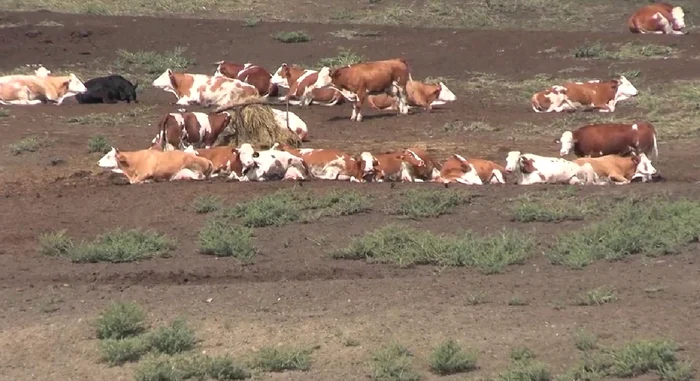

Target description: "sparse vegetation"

left=317, top=48, right=366, bottom=68
left=634, top=80, right=700, bottom=138
left=575, top=286, right=618, bottom=306
left=39, top=228, right=175, bottom=263
left=330, top=29, right=381, bottom=39
left=443, top=120, right=497, bottom=133
left=0, top=109, right=10, bottom=118
left=511, top=189, right=597, bottom=223
left=100, top=336, right=149, bottom=365
left=87, top=135, right=111, bottom=153
left=251, top=346, right=312, bottom=372
left=242, top=17, right=260, bottom=27
left=466, top=292, right=488, bottom=305
left=113, top=47, right=193, bottom=75
left=197, top=217, right=256, bottom=261
left=372, top=342, right=421, bottom=381
left=66, top=106, right=155, bottom=127
left=429, top=339, right=478, bottom=375
left=193, top=195, right=222, bottom=214
left=547, top=199, right=700, bottom=269
left=333, top=225, right=532, bottom=274
left=95, top=301, right=147, bottom=340
left=144, top=318, right=197, bottom=355
left=8, top=136, right=50, bottom=155
left=273, top=31, right=310, bottom=43
left=511, top=347, right=535, bottom=361
left=386, top=189, right=469, bottom=219
left=508, top=297, right=529, bottom=306
left=573, top=328, right=598, bottom=351
left=570, top=41, right=676, bottom=60
left=499, top=359, right=551, bottom=381
left=134, top=353, right=250, bottom=381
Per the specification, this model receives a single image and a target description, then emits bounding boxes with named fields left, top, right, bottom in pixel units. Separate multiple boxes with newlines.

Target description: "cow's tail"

left=531, top=93, right=543, bottom=112
left=157, top=114, right=169, bottom=150
left=652, top=132, right=659, bottom=158
left=628, top=16, right=641, bottom=33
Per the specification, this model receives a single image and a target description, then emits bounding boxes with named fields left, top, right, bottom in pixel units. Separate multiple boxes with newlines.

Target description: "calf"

left=271, top=142, right=357, bottom=180
left=183, top=145, right=242, bottom=178
left=438, top=154, right=506, bottom=184
left=213, top=61, right=279, bottom=97
left=352, top=151, right=422, bottom=182
left=150, top=111, right=232, bottom=150
left=76, top=75, right=138, bottom=104
left=531, top=76, right=638, bottom=113
left=270, top=108, right=309, bottom=141
left=557, top=122, right=658, bottom=158
left=575, top=153, right=658, bottom=184
left=313, top=58, right=411, bottom=122
left=270, top=63, right=344, bottom=106
left=232, top=143, right=308, bottom=181
left=0, top=72, right=87, bottom=105
left=504, top=151, right=598, bottom=185
left=152, top=69, right=259, bottom=108
left=628, top=3, right=687, bottom=35
left=97, top=147, right=213, bottom=184
left=397, top=147, right=442, bottom=182
left=368, top=77, right=457, bottom=112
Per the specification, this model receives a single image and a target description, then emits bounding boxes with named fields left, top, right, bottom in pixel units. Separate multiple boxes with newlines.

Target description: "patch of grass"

left=113, top=47, right=193, bottom=75
left=547, top=199, right=700, bottom=269
left=134, top=353, right=250, bottom=381
left=317, top=48, right=366, bottom=68
left=242, top=17, right=260, bottom=27
left=87, top=135, right=111, bottom=154
left=499, top=359, right=551, bottom=381
left=570, top=41, right=676, bottom=60
left=193, top=195, right=222, bottom=214
left=372, top=342, right=421, bottom=381
left=573, top=328, right=598, bottom=352
left=386, top=189, right=468, bottom=219
left=0, top=109, right=10, bottom=118
left=443, top=120, right=497, bottom=133
left=344, top=338, right=360, bottom=347
left=145, top=318, right=197, bottom=355
left=429, top=339, right=478, bottom=375
left=508, top=297, right=529, bottom=306
left=251, top=346, right=312, bottom=372
left=66, top=106, right=154, bottom=127
left=35, top=20, right=63, bottom=27
left=8, top=136, right=50, bottom=155
left=40, top=228, right=175, bottom=263
left=511, top=347, right=535, bottom=361
left=466, top=292, right=488, bottom=305
left=100, top=336, right=149, bottom=366
left=197, top=217, right=256, bottom=261
left=575, top=286, right=617, bottom=306
left=658, top=361, right=695, bottom=381
left=330, top=29, right=381, bottom=39
left=634, top=80, right=700, bottom=139
left=95, top=301, right=147, bottom=340
left=333, top=225, right=532, bottom=274
left=273, top=31, right=310, bottom=43
left=510, top=190, right=596, bottom=223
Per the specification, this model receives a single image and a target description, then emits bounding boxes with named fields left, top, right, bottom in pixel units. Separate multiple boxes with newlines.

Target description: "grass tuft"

left=8, top=136, right=50, bottom=155
left=330, top=29, right=382, bottom=39
left=429, top=339, right=478, bottom=375
left=499, top=359, right=551, bottom=381
left=87, top=135, right=112, bottom=153
left=386, top=189, right=468, bottom=219
left=95, top=301, right=147, bottom=340
left=134, top=353, right=250, bottom=381
left=575, top=286, right=617, bottom=306
left=573, top=328, right=598, bottom=352
left=510, top=189, right=596, bottom=223
left=197, top=217, right=256, bottom=261
left=114, top=47, right=193, bottom=75
left=511, top=347, right=535, bottom=361
left=251, top=346, right=312, bottom=372
left=273, top=31, right=310, bottom=43
left=570, top=41, right=675, bottom=60
left=100, top=336, right=149, bottom=365
left=0, top=109, right=10, bottom=118
left=145, top=318, right=197, bottom=355
left=66, top=106, right=154, bottom=127
left=317, top=48, right=366, bottom=68
left=193, top=195, right=222, bottom=214
left=372, top=342, right=421, bottom=381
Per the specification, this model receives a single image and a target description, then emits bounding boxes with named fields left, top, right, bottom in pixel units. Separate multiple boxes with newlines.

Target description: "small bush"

left=134, top=353, right=250, bottom=381
left=95, top=301, right=147, bottom=340
left=499, top=360, right=551, bottom=381
left=317, top=48, right=366, bottom=67
left=429, top=339, right=478, bottom=375
left=74, top=229, right=175, bottom=263
left=87, top=135, right=111, bottom=153
left=387, top=189, right=467, bottom=219
left=511, top=347, right=535, bottom=361
left=372, top=342, right=421, bottom=381
left=251, top=346, right=312, bottom=372
left=193, top=195, right=222, bottom=214
left=658, top=361, right=695, bottom=381
left=8, top=136, right=49, bottom=155
left=39, top=230, right=74, bottom=257
left=145, top=318, right=197, bottom=355
left=100, top=336, right=149, bottom=365
left=573, top=328, right=598, bottom=351
left=197, top=218, right=256, bottom=261
left=575, top=286, right=617, bottom=306
left=608, top=340, right=679, bottom=378
left=0, top=109, right=10, bottom=117
left=273, top=31, right=310, bottom=43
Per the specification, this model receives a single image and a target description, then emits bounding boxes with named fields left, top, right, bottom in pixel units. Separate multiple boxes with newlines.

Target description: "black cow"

left=76, top=75, right=139, bottom=104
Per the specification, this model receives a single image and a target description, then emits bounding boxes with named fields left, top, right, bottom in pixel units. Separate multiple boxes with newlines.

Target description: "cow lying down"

left=97, top=147, right=213, bottom=184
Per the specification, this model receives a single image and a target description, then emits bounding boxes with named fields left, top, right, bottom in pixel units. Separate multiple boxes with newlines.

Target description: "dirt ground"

left=1, top=8, right=700, bottom=381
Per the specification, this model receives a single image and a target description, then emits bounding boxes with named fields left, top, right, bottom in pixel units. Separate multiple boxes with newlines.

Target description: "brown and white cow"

left=367, top=76, right=457, bottom=112
left=313, top=58, right=411, bottom=122
left=628, top=3, right=687, bottom=35
left=505, top=151, right=598, bottom=185
left=437, top=154, right=506, bottom=185
left=97, top=147, right=213, bottom=184
left=152, top=69, right=259, bottom=108
left=556, top=122, right=658, bottom=158
left=149, top=111, right=232, bottom=151
left=0, top=71, right=87, bottom=105
left=531, top=76, right=638, bottom=113
left=183, top=145, right=242, bottom=178
left=271, top=142, right=357, bottom=180
left=352, top=151, right=407, bottom=182
left=213, top=61, right=279, bottom=97
left=397, top=147, right=442, bottom=182
left=575, top=153, right=658, bottom=184
left=270, top=63, right=345, bottom=106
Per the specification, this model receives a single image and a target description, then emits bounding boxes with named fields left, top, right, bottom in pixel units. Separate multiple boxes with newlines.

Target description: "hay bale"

left=214, top=101, right=301, bottom=149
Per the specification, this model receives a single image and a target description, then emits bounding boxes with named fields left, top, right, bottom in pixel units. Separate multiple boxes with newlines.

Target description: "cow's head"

left=354, top=152, right=379, bottom=182
left=66, top=73, right=87, bottom=94
left=672, top=6, right=686, bottom=30
left=313, top=67, right=333, bottom=89
left=152, top=69, right=175, bottom=89
left=556, top=131, right=576, bottom=156
left=452, top=154, right=482, bottom=184
left=437, top=82, right=457, bottom=103
left=614, top=76, right=638, bottom=101
left=236, top=143, right=260, bottom=174
left=213, top=61, right=225, bottom=77
left=270, top=63, right=291, bottom=87
left=504, top=151, right=522, bottom=173
left=631, top=153, right=658, bottom=182
left=34, top=67, right=51, bottom=77
left=97, top=147, right=123, bottom=174
left=400, top=149, right=425, bottom=169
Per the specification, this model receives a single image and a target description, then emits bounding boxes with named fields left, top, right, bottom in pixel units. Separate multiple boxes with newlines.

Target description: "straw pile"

left=214, top=98, right=301, bottom=149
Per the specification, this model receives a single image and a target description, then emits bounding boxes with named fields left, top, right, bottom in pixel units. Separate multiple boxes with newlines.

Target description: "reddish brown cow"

left=184, top=146, right=243, bottom=178
left=150, top=111, right=232, bottom=151
left=353, top=151, right=407, bottom=182
left=313, top=58, right=411, bottom=122
left=556, top=122, right=659, bottom=158
left=398, top=147, right=442, bottom=181
left=213, top=61, right=279, bottom=97
left=270, top=63, right=344, bottom=106
left=271, top=143, right=357, bottom=180
left=438, top=154, right=506, bottom=185
left=628, top=3, right=687, bottom=35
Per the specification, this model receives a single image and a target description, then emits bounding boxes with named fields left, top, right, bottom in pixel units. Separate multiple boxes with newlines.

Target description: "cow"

left=232, top=143, right=308, bottom=182
left=367, top=77, right=457, bottom=112
left=76, top=75, right=138, bottom=104
left=575, top=153, right=658, bottom=184
left=213, top=61, right=279, bottom=97
left=351, top=151, right=419, bottom=183
left=313, top=58, right=411, bottom=122
left=0, top=72, right=87, bottom=105
left=183, top=145, right=242, bottom=178
left=150, top=111, right=232, bottom=151
left=437, top=154, right=506, bottom=185
left=556, top=122, right=658, bottom=158
left=97, top=147, right=213, bottom=184
left=531, top=76, right=638, bottom=113
left=271, top=142, right=357, bottom=180
left=628, top=3, right=687, bottom=35
left=397, top=147, right=442, bottom=182
left=152, top=69, right=259, bottom=108
left=270, top=63, right=344, bottom=106
left=270, top=108, right=309, bottom=141
left=504, top=151, right=598, bottom=185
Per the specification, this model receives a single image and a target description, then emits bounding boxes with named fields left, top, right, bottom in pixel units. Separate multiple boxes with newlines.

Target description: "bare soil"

left=1, top=9, right=699, bottom=381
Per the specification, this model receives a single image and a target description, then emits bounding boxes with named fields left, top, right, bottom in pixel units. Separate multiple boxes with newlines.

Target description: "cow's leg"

left=395, top=82, right=409, bottom=115
left=609, top=173, right=630, bottom=184
left=354, top=89, right=366, bottom=122
left=491, top=169, right=506, bottom=184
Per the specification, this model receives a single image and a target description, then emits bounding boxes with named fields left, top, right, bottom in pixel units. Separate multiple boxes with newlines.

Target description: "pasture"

left=1, top=1, right=700, bottom=380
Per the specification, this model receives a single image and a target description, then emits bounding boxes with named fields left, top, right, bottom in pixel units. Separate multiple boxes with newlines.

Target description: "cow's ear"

left=554, top=138, right=560, bottom=144
left=372, top=159, right=379, bottom=167
left=114, top=147, right=120, bottom=154
left=631, top=156, right=640, bottom=165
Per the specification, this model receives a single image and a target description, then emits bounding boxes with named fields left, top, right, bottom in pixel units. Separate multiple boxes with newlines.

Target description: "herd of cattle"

left=0, top=3, right=688, bottom=186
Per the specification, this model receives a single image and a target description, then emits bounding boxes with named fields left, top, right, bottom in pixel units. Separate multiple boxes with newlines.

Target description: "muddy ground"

left=1, top=9, right=699, bottom=381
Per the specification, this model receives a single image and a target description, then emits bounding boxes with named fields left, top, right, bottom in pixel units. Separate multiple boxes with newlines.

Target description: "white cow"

left=504, top=151, right=598, bottom=185
left=232, top=143, right=308, bottom=182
